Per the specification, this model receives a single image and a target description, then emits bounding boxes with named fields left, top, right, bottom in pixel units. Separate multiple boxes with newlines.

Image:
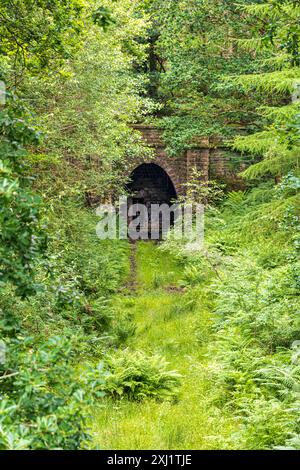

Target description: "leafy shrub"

left=0, top=200, right=134, bottom=447
left=0, top=101, right=47, bottom=298
left=98, top=350, right=182, bottom=401
left=0, top=328, right=91, bottom=449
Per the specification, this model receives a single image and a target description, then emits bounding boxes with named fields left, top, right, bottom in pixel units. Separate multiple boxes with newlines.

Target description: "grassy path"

left=91, top=242, right=239, bottom=450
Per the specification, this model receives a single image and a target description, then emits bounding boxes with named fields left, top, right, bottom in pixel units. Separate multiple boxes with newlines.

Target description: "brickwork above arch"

left=128, top=125, right=246, bottom=195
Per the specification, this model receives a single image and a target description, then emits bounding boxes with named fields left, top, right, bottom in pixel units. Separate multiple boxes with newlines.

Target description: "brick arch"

left=127, top=158, right=181, bottom=197
left=128, top=125, right=248, bottom=196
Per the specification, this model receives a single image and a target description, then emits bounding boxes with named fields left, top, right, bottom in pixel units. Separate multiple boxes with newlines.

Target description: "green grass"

left=91, top=242, right=240, bottom=450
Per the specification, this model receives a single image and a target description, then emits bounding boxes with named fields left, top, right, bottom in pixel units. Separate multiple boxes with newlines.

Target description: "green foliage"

left=178, top=168, right=225, bottom=206
left=0, top=203, right=133, bottom=448
left=242, top=1, right=300, bottom=67
left=91, top=241, right=238, bottom=450
left=0, top=0, right=149, bottom=448
left=2, top=0, right=300, bottom=452
left=180, top=265, right=205, bottom=288
left=144, top=0, right=264, bottom=155
left=281, top=171, right=300, bottom=189
left=0, top=98, right=47, bottom=297
left=99, top=349, right=181, bottom=402
left=230, top=0, right=300, bottom=178
left=213, top=259, right=300, bottom=351
left=30, top=0, right=152, bottom=202
left=0, top=0, right=84, bottom=80
left=194, top=185, right=300, bottom=449
left=92, top=6, right=116, bottom=31
left=0, top=309, right=90, bottom=449
left=141, top=0, right=300, bottom=177
left=222, top=191, right=248, bottom=212
left=156, top=180, right=300, bottom=449
left=10, top=204, right=131, bottom=339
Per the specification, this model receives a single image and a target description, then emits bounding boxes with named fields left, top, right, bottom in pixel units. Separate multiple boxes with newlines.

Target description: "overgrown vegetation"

left=100, top=350, right=181, bottom=402
left=161, top=178, right=300, bottom=449
left=0, top=0, right=150, bottom=448
left=92, top=242, right=239, bottom=450
left=0, top=0, right=300, bottom=451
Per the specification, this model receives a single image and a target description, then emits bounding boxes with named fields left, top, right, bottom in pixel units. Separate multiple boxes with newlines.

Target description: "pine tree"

left=230, top=0, right=300, bottom=179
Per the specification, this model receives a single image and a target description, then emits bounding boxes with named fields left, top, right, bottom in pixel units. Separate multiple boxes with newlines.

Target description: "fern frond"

left=229, top=69, right=300, bottom=94
left=232, top=131, right=281, bottom=155
left=262, top=54, right=291, bottom=69
left=242, top=2, right=300, bottom=21
left=259, top=103, right=300, bottom=121
left=241, top=150, right=300, bottom=179
left=236, top=38, right=267, bottom=53
left=241, top=3, right=274, bottom=19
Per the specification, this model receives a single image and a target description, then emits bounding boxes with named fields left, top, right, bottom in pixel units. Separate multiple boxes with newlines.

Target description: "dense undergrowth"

left=88, top=175, right=300, bottom=449
left=0, top=0, right=150, bottom=449
left=1, top=0, right=300, bottom=451
left=91, top=242, right=240, bottom=450
left=206, top=185, right=300, bottom=449
left=90, top=177, right=300, bottom=450
left=0, top=204, right=132, bottom=449
left=163, top=178, right=300, bottom=449
left=1, top=180, right=299, bottom=449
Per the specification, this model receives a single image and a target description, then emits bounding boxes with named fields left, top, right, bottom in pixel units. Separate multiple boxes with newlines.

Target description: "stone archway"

left=127, top=163, right=177, bottom=206
left=125, top=125, right=248, bottom=203
left=126, top=163, right=178, bottom=240
left=126, top=155, right=182, bottom=197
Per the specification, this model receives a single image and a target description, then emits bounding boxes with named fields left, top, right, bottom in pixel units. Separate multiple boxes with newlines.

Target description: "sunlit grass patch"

left=136, top=242, right=183, bottom=290
left=91, top=241, right=241, bottom=449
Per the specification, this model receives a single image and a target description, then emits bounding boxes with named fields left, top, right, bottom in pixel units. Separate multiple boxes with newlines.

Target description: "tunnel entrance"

left=128, top=163, right=177, bottom=206
left=127, top=163, right=177, bottom=239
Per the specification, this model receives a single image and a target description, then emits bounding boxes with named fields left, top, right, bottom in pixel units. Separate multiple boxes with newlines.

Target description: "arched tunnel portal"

left=127, top=163, right=177, bottom=206
left=126, top=163, right=178, bottom=239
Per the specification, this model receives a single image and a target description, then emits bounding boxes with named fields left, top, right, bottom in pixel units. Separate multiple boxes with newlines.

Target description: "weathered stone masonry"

left=129, top=125, right=246, bottom=195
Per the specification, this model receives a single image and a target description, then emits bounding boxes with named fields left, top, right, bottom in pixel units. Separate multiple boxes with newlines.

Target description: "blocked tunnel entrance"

left=126, top=163, right=178, bottom=239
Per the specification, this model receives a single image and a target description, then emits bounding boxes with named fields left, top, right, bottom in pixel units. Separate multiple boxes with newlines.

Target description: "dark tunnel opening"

left=126, top=163, right=178, bottom=239
left=127, top=163, right=177, bottom=205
